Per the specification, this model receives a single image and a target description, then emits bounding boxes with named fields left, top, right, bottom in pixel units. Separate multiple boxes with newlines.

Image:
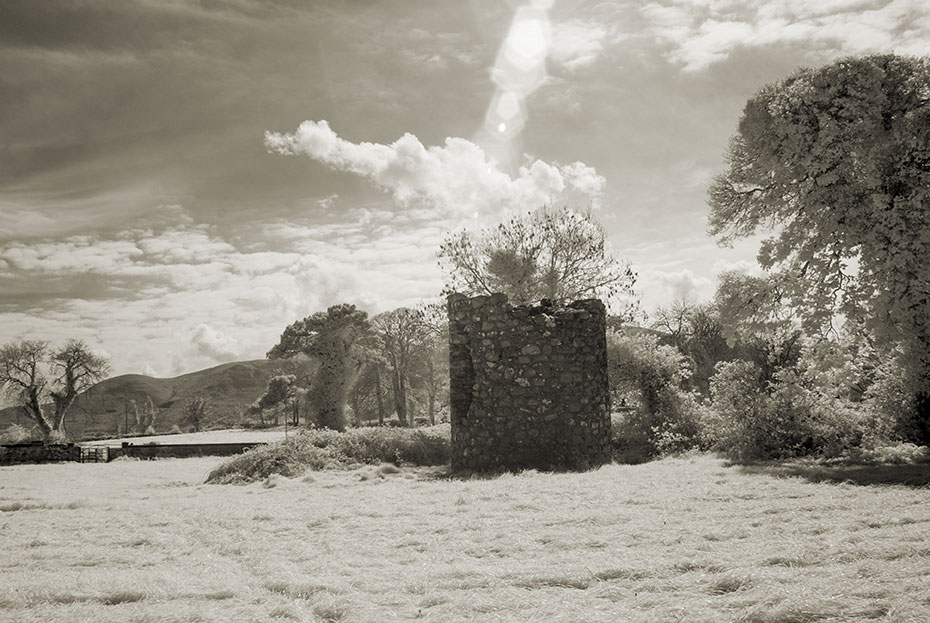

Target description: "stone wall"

left=447, top=293, right=612, bottom=472
left=0, top=442, right=81, bottom=465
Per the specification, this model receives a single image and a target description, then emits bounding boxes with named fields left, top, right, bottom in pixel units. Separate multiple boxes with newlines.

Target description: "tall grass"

left=206, top=425, right=451, bottom=484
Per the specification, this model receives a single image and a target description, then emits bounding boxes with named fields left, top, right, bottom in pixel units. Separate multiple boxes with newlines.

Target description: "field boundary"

left=1, top=441, right=265, bottom=464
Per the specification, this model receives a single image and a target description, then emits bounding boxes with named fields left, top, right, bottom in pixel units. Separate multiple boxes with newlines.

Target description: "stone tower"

left=447, top=293, right=612, bottom=472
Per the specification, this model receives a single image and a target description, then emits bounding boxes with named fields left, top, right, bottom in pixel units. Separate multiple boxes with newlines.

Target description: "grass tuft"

left=313, top=603, right=347, bottom=622
left=99, top=590, right=146, bottom=605
left=265, top=582, right=336, bottom=599
left=707, top=574, right=752, bottom=594
left=762, top=556, right=815, bottom=568
left=734, top=602, right=842, bottom=623
left=513, top=575, right=590, bottom=590
left=592, top=568, right=651, bottom=581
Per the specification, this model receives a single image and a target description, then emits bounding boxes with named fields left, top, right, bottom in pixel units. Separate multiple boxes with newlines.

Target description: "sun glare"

left=506, top=15, right=549, bottom=66
left=481, top=2, right=552, bottom=148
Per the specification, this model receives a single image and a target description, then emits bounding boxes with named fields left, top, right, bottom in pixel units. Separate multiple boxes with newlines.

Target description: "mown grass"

left=1, top=454, right=929, bottom=622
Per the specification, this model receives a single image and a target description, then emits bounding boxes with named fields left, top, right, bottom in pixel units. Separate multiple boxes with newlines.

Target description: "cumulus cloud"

left=550, top=19, right=611, bottom=71
left=191, top=323, right=240, bottom=362
left=637, top=267, right=715, bottom=311
left=639, top=0, right=930, bottom=71
left=0, top=205, right=449, bottom=376
left=1, top=237, right=143, bottom=273
left=264, top=120, right=606, bottom=218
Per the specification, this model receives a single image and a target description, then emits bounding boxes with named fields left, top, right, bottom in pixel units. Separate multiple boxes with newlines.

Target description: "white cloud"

left=550, top=19, right=610, bottom=71
left=191, top=323, right=240, bottom=362
left=316, top=193, right=339, bottom=210
left=264, top=120, right=605, bottom=220
left=141, top=364, right=159, bottom=377
left=0, top=207, right=448, bottom=376
left=1, top=237, right=143, bottom=273
left=639, top=0, right=930, bottom=71
left=638, top=267, right=715, bottom=311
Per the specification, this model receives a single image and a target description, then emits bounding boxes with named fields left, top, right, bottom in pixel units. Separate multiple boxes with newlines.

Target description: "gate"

left=80, top=446, right=109, bottom=463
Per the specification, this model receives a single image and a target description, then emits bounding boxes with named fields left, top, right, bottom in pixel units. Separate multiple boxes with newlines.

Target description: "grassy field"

left=81, top=428, right=289, bottom=447
left=1, top=455, right=928, bottom=623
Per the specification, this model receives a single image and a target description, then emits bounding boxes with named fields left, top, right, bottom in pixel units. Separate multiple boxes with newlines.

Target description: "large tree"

left=439, top=206, right=636, bottom=309
left=708, top=54, right=930, bottom=442
left=371, top=307, right=432, bottom=427
left=268, top=304, right=371, bottom=431
left=0, top=339, right=110, bottom=440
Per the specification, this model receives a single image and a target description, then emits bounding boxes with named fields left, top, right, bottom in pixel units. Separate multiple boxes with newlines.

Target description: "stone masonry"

left=447, top=293, right=612, bottom=472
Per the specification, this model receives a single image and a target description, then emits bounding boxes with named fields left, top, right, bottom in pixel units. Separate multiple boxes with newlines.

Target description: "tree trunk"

left=392, top=369, right=407, bottom=426
left=311, top=355, right=349, bottom=431
left=51, top=390, right=77, bottom=436
left=374, top=366, right=385, bottom=426
left=428, top=390, right=436, bottom=426
left=26, top=387, right=52, bottom=440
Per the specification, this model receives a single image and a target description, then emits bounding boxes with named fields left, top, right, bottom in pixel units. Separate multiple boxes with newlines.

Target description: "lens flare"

left=480, top=2, right=552, bottom=171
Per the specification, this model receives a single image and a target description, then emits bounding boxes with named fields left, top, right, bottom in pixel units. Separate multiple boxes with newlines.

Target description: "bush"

left=708, top=361, right=868, bottom=461
left=0, top=424, right=32, bottom=444
left=861, top=356, right=923, bottom=444
left=607, top=331, right=704, bottom=462
left=206, top=424, right=451, bottom=484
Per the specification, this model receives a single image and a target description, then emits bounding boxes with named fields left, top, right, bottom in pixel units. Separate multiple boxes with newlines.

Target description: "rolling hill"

left=0, top=359, right=280, bottom=440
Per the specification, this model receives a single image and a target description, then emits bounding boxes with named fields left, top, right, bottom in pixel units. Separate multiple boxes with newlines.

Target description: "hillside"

left=0, top=359, right=279, bottom=440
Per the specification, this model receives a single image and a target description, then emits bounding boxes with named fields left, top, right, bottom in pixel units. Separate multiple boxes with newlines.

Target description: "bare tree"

left=184, top=396, right=209, bottom=432
left=0, top=339, right=109, bottom=440
left=0, top=340, right=51, bottom=438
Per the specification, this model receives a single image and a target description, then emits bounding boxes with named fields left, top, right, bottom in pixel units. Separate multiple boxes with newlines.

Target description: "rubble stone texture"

left=447, top=293, right=612, bottom=472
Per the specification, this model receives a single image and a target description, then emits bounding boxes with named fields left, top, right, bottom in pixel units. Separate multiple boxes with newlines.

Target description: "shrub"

left=608, top=331, right=704, bottom=462
left=0, top=423, right=32, bottom=445
left=708, top=361, right=868, bottom=461
left=861, top=355, right=923, bottom=444
left=206, top=424, right=451, bottom=484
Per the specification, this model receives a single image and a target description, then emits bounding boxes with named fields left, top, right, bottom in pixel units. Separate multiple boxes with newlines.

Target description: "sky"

left=2, top=0, right=930, bottom=379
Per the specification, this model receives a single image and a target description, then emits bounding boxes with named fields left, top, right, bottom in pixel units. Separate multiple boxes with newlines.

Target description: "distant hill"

left=0, top=360, right=279, bottom=441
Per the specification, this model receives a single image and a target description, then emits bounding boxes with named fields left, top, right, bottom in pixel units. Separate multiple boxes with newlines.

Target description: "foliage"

left=651, top=299, right=736, bottom=396
left=249, top=375, right=302, bottom=427
left=0, top=338, right=109, bottom=440
left=205, top=425, right=452, bottom=484
left=707, top=356, right=868, bottom=462
left=372, top=308, right=430, bottom=426
left=861, top=352, right=923, bottom=443
left=268, top=303, right=371, bottom=431
left=438, top=206, right=636, bottom=311
left=0, top=423, right=32, bottom=444
left=708, top=54, right=930, bottom=442
left=607, top=331, right=703, bottom=461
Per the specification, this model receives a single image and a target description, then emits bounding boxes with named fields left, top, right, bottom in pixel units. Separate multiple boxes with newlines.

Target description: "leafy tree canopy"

left=267, top=304, right=371, bottom=431
left=439, top=206, right=636, bottom=311
left=708, top=54, right=930, bottom=397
